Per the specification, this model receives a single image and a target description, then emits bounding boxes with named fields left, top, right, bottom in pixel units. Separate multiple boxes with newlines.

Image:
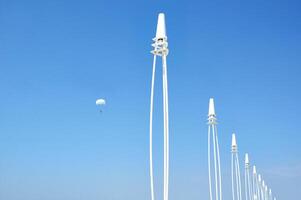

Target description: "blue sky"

left=0, top=0, right=301, bottom=199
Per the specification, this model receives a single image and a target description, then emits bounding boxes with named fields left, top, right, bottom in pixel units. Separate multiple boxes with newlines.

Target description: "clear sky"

left=0, top=0, right=300, bottom=199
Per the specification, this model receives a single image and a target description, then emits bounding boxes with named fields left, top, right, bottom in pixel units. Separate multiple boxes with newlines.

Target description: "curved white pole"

left=247, top=169, right=252, bottom=200
left=208, top=125, right=213, bottom=200
left=150, top=13, right=169, bottom=200
left=245, top=167, right=248, bottom=200
left=213, top=125, right=222, bottom=200
left=212, top=125, right=219, bottom=200
left=235, top=158, right=240, bottom=200
left=249, top=170, right=253, bottom=200
left=162, top=55, right=169, bottom=200
left=163, top=71, right=167, bottom=200
left=252, top=172, right=256, bottom=200
left=149, top=55, right=157, bottom=200
left=231, top=153, right=235, bottom=200
left=236, top=155, right=242, bottom=200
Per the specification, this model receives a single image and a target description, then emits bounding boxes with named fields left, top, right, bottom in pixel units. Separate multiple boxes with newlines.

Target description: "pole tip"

left=245, top=153, right=249, bottom=165
left=253, top=165, right=257, bottom=174
left=156, top=13, right=166, bottom=39
left=208, top=98, right=216, bottom=116
left=232, top=133, right=237, bottom=148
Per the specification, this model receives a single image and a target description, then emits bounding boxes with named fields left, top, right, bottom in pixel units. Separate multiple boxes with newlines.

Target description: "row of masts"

left=148, top=13, right=277, bottom=200
left=208, top=99, right=277, bottom=200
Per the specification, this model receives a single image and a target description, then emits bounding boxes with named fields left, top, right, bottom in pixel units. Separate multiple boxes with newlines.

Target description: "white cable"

left=149, top=55, right=157, bottom=200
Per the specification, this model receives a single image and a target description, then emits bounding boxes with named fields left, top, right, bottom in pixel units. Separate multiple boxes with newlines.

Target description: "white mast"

left=149, top=13, right=170, bottom=200
left=231, top=133, right=242, bottom=200
left=269, top=189, right=272, bottom=200
left=245, top=153, right=253, bottom=200
left=258, top=175, right=262, bottom=200
left=261, top=180, right=265, bottom=200
left=253, top=166, right=260, bottom=200
left=208, top=98, right=223, bottom=200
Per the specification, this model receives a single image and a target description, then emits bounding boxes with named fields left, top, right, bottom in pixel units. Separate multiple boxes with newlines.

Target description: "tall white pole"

left=149, top=54, right=157, bottom=200
left=150, top=13, right=170, bottom=200
left=269, top=189, right=272, bottom=200
left=261, top=180, right=266, bottom=200
left=265, top=185, right=268, bottom=200
left=162, top=53, right=169, bottom=200
left=208, top=124, right=213, bottom=200
left=214, top=125, right=223, bottom=200
left=245, top=154, right=253, bottom=200
left=208, top=98, right=222, bottom=200
left=258, top=175, right=262, bottom=200
left=253, top=166, right=259, bottom=200
left=231, top=133, right=242, bottom=200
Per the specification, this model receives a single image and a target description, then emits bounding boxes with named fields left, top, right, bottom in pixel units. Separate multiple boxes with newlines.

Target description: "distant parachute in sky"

left=96, top=98, right=106, bottom=113
left=96, top=98, right=106, bottom=106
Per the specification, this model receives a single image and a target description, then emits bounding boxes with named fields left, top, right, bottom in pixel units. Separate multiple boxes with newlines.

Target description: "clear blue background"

left=0, top=0, right=300, bottom=199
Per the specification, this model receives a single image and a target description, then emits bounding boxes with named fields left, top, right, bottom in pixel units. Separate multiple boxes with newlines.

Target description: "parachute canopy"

left=96, top=98, right=106, bottom=106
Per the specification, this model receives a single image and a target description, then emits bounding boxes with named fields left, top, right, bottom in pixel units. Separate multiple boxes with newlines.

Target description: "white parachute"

left=96, top=98, right=106, bottom=106
left=96, top=98, right=106, bottom=112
